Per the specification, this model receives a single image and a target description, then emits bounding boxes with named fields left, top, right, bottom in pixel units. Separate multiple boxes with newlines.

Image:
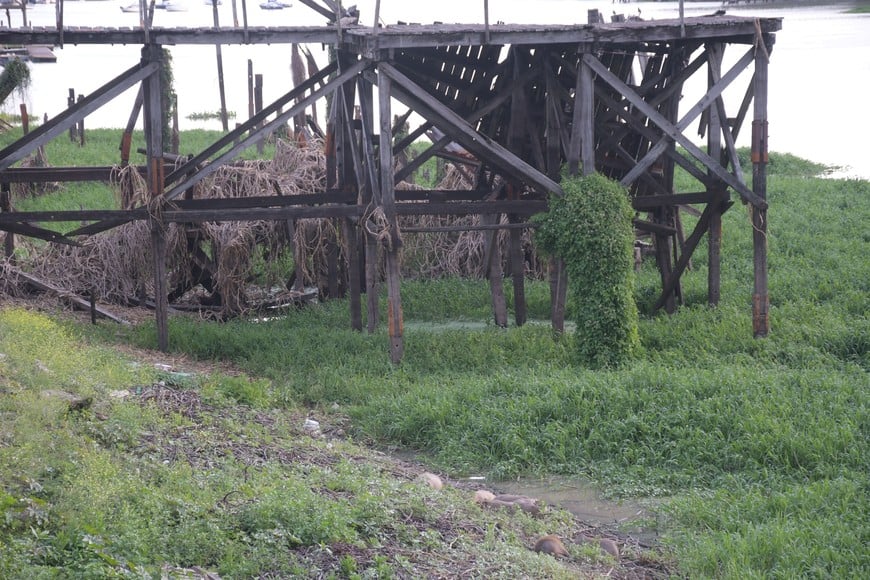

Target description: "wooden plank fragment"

left=12, top=267, right=129, bottom=325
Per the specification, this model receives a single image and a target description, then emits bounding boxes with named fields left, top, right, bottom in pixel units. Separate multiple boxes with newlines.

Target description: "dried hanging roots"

left=2, top=138, right=544, bottom=316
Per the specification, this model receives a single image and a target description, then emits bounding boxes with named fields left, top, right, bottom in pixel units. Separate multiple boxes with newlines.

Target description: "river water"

left=7, top=1, right=870, bottom=178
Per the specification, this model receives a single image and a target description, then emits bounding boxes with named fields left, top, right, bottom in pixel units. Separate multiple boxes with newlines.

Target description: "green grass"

left=2, top=130, right=868, bottom=577
left=1, top=309, right=598, bottom=578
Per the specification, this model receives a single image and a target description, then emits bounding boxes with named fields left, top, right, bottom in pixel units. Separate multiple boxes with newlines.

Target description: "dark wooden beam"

left=0, top=61, right=159, bottom=171
left=164, top=60, right=339, bottom=187
left=631, top=192, right=714, bottom=210
left=652, top=199, right=731, bottom=312
left=12, top=267, right=129, bottom=324
left=393, top=65, right=538, bottom=185
left=583, top=51, right=766, bottom=208
left=379, top=63, right=563, bottom=197
left=0, top=222, right=79, bottom=246
left=163, top=59, right=368, bottom=201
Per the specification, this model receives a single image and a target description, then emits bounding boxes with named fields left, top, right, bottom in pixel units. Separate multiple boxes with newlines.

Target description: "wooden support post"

left=569, top=54, right=595, bottom=177
left=171, top=93, right=180, bottom=155
left=329, top=60, right=362, bottom=329
left=19, top=103, right=29, bottom=134
left=212, top=2, right=229, bottom=132
left=327, top=227, right=340, bottom=298
left=1, top=183, right=13, bottom=259
left=662, top=61, right=683, bottom=307
left=378, top=67, right=404, bottom=363
left=358, top=77, right=381, bottom=334
left=255, top=74, right=264, bottom=153
left=508, top=186, right=527, bottom=327
left=505, top=52, right=527, bottom=327
left=343, top=218, right=362, bottom=331
left=77, top=94, right=85, bottom=146
left=752, top=42, right=770, bottom=337
left=545, top=67, right=567, bottom=332
left=68, top=88, right=75, bottom=142
left=143, top=45, right=169, bottom=352
left=247, top=59, right=255, bottom=120
left=707, top=42, right=723, bottom=306
left=481, top=212, right=508, bottom=327
left=654, top=216, right=676, bottom=314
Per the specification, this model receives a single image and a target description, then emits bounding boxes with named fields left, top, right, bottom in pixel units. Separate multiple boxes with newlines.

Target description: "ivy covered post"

left=535, top=172, right=639, bottom=368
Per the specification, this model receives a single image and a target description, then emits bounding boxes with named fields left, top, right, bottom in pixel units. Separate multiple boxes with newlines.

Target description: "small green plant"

left=0, top=58, right=30, bottom=105
left=534, top=171, right=639, bottom=367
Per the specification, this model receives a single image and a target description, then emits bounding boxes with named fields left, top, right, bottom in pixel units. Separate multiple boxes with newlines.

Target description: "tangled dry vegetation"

left=2, top=138, right=543, bottom=317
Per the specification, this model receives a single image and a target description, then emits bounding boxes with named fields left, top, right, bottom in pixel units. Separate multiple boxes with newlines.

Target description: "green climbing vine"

left=0, top=58, right=31, bottom=106
left=535, top=171, right=639, bottom=368
left=160, top=48, right=175, bottom=153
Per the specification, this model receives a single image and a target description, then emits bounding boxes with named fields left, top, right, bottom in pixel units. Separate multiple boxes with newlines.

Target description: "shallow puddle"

left=492, top=475, right=658, bottom=541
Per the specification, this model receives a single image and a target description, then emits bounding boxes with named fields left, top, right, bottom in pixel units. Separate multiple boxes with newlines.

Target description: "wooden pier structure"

left=0, top=1, right=780, bottom=362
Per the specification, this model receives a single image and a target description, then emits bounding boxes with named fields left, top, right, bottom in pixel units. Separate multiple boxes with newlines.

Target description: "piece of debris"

left=303, top=418, right=321, bottom=436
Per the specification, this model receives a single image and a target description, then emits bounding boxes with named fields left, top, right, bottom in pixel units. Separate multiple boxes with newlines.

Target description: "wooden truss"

left=0, top=3, right=780, bottom=361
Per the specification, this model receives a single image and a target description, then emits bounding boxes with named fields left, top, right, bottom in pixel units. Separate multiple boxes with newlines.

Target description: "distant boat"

left=120, top=3, right=138, bottom=12
left=152, top=0, right=187, bottom=10
left=259, top=0, right=290, bottom=10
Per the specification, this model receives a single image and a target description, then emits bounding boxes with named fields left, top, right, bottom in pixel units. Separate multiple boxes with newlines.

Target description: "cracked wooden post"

left=752, top=41, right=770, bottom=337
left=143, top=44, right=168, bottom=352
left=358, top=77, right=381, bottom=334
left=378, top=65, right=404, bottom=363
left=707, top=42, right=723, bottom=306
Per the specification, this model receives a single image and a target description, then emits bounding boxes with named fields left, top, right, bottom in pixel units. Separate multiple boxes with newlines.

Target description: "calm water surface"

left=9, top=1, right=870, bottom=178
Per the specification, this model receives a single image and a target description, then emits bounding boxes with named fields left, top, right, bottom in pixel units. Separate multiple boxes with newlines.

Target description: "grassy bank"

left=2, top=129, right=868, bottom=577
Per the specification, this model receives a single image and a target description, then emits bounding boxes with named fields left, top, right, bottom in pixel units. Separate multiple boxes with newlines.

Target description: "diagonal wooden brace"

left=583, top=50, right=766, bottom=209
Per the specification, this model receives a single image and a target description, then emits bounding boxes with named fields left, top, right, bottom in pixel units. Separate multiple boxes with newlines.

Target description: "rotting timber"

left=0, top=2, right=780, bottom=362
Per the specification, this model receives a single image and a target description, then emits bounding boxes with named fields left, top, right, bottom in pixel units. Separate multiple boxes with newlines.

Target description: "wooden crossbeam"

left=596, top=47, right=753, bottom=186
left=583, top=50, right=766, bottom=208
left=11, top=267, right=129, bottom=324
left=379, top=64, right=562, bottom=196
left=0, top=222, right=79, bottom=246
left=652, top=198, right=733, bottom=311
left=393, top=66, right=536, bottom=185
left=0, top=61, right=159, bottom=171
left=163, top=60, right=369, bottom=201
left=593, top=87, right=713, bottom=189
left=164, top=61, right=338, bottom=186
